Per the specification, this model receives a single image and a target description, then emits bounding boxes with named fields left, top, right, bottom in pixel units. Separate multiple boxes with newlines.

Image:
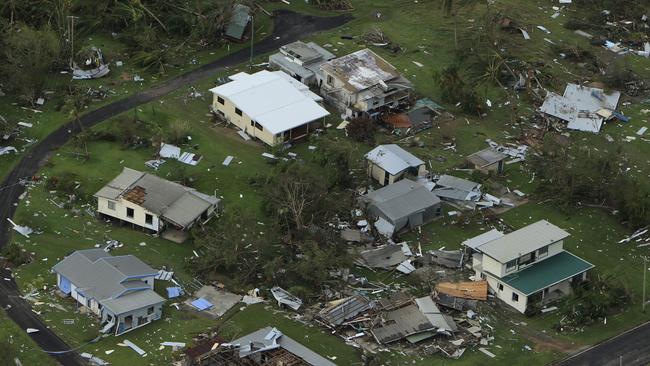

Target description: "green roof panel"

left=501, top=251, right=594, bottom=296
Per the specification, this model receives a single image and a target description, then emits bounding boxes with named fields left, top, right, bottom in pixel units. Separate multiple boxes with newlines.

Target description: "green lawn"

left=0, top=308, right=60, bottom=366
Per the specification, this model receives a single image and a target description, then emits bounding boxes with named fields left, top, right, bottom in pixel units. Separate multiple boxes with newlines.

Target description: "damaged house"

left=360, top=179, right=442, bottom=237
left=464, top=220, right=594, bottom=313
left=210, top=70, right=330, bottom=146
left=228, top=327, right=336, bottom=366
left=539, top=83, right=622, bottom=133
left=319, top=48, right=412, bottom=118
left=371, top=295, right=457, bottom=344
left=365, top=144, right=426, bottom=186
left=269, top=41, right=336, bottom=86
left=95, top=168, right=220, bottom=237
left=432, top=175, right=482, bottom=206
left=466, top=147, right=507, bottom=175
left=53, top=249, right=164, bottom=336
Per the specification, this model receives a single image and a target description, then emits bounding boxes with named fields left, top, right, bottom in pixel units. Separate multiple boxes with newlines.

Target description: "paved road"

left=0, top=10, right=351, bottom=365
left=553, top=320, right=650, bottom=366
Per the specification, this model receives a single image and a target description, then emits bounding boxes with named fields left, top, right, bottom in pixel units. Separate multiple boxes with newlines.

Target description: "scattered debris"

left=123, top=340, right=147, bottom=357
left=270, top=286, right=302, bottom=311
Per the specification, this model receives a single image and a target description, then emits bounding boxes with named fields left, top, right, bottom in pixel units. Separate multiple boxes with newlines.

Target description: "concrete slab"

left=162, top=229, right=189, bottom=244
left=184, top=286, right=242, bottom=318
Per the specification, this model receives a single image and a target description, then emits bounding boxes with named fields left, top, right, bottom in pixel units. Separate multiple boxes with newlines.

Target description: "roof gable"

left=477, top=220, right=570, bottom=263
left=366, top=144, right=424, bottom=175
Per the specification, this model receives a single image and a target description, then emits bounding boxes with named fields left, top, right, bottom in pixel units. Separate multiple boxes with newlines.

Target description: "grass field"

left=0, top=308, right=59, bottom=366
left=4, top=0, right=650, bottom=364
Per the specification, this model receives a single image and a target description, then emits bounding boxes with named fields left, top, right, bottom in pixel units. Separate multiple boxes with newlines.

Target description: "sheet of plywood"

left=435, top=280, right=488, bottom=300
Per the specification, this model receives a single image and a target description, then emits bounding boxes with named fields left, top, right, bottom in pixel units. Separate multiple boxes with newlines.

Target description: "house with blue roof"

left=53, top=249, right=164, bottom=335
left=463, top=220, right=594, bottom=313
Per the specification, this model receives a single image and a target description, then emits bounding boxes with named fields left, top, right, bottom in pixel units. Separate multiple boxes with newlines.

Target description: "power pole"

left=249, top=15, right=254, bottom=68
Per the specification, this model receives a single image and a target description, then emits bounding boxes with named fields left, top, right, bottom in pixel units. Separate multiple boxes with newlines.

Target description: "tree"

left=191, top=207, right=271, bottom=285
left=434, top=65, right=482, bottom=115
left=346, top=116, right=376, bottom=144
left=0, top=24, right=60, bottom=104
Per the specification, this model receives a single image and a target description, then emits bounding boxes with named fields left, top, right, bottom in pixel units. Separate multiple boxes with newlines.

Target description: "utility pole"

left=641, top=257, right=648, bottom=313
left=249, top=15, right=254, bottom=68
left=66, top=15, right=79, bottom=69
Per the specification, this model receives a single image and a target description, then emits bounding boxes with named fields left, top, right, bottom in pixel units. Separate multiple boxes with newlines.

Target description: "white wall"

left=97, top=197, right=160, bottom=232
left=481, top=255, right=505, bottom=277
left=487, top=276, right=528, bottom=313
left=212, top=93, right=283, bottom=146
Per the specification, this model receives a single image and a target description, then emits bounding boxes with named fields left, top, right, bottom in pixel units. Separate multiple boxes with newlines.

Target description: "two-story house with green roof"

left=463, top=220, right=594, bottom=313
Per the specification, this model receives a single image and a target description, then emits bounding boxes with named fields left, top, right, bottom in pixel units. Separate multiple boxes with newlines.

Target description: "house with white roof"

left=53, top=249, right=164, bottom=336
left=365, top=144, right=426, bottom=186
left=209, top=70, right=330, bottom=146
left=463, top=220, right=594, bottom=313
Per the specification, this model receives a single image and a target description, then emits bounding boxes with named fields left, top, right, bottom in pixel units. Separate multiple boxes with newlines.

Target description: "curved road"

left=0, top=10, right=351, bottom=365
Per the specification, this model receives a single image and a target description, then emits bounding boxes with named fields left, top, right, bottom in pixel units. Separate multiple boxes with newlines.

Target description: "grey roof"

left=414, top=296, right=457, bottom=332
left=366, top=144, right=424, bottom=175
left=318, top=295, right=373, bottom=326
left=467, top=148, right=507, bottom=168
left=364, top=179, right=440, bottom=223
left=476, top=220, right=570, bottom=263
left=359, top=245, right=406, bottom=268
left=269, top=53, right=315, bottom=79
left=231, top=327, right=336, bottom=366
left=436, top=175, right=480, bottom=192
left=370, top=304, right=435, bottom=344
left=462, top=229, right=505, bottom=250
left=280, top=41, right=336, bottom=65
left=539, top=83, right=621, bottom=133
left=101, top=289, right=164, bottom=315
left=53, top=249, right=162, bottom=315
left=321, top=48, right=406, bottom=92
left=95, top=167, right=219, bottom=228
left=224, top=4, right=251, bottom=40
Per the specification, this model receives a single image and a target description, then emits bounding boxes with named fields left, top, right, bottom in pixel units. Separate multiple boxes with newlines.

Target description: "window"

left=505, top=259, right=517, bottom=273
left=217, top=96, right=225, bottom=105
left=147, top=306, right=154, bottom=315
left=498, top=283, right=504, bottom=291
left=145, top=214, right=153, bottom=225
left=107, top=201, right=116, bottom=211
left=251, top=121, right=263, bottom=131
left=538, top=245, right=548, bottom=258
left=512, top=292, right=519, bottom=302
left=235, top=107, right=242, bottom=116
left=519, top=252, right=536, bottom=266
left=126, top=207, right=134, bottom=218
left=327, top=75, right=333, bottom=85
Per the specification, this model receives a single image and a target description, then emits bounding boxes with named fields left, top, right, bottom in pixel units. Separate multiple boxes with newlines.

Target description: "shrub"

left=166, top=120, right=191, bottom=145
left=2, top=243, right=29, bottom=266
left=346, top=117, right=376, bottom=144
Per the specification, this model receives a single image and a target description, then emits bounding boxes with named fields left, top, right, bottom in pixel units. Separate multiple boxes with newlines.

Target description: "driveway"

left=0, top=9, right=351, bottom=365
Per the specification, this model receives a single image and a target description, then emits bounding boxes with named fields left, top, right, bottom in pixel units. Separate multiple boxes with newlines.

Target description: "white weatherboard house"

left=209, top=70, right=330, bottom=146
left=366, top=144, right=426, bottom=186
left=464, top=220, right=593, bottom=313
left=53, top=249, right=164, bottom=336
left=95, top=167, right=220, bottom=234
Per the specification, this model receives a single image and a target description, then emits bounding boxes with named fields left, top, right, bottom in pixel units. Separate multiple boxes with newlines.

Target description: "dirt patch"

left=514, top=322, right=584, bottom=354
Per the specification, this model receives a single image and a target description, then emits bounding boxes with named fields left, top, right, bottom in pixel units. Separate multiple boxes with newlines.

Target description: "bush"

left=2, top=243, right=29, bottom=266
left=554, top=276, right=630, bottom=331
left=45, top=172, right=81, bottom=196
left=166, top=120, right=191, bottom=145
left=346, top=117, right=376, bottom=144
left=434, top=65, right=482, bottom=115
